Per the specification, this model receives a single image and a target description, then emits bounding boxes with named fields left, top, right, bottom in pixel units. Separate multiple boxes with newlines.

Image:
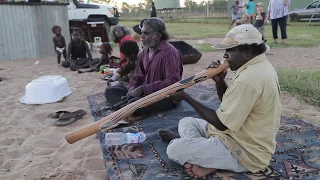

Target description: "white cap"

left=212, top=24, right=265, bottom=50
left=256, top=2, right=264, bottom=7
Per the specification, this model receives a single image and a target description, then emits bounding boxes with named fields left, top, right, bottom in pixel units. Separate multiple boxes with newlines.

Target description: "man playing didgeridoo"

left=158, top=24, right=281, bottom=178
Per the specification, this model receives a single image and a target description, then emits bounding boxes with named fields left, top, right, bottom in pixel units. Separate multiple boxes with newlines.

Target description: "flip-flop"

left=100, top=76, right=110, bottom=81
left=53, top=109, right=86, bottom=126
left=47, top=111, right=71, bottom=119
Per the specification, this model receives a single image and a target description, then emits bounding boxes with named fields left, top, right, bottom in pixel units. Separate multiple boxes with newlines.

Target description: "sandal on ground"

left=53, top=109, right=86, bottom=126
left=47, top=111, right=71, bottom=119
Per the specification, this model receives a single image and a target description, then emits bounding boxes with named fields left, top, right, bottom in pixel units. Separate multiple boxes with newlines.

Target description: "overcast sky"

left=104, top=0, right=205, bottom=7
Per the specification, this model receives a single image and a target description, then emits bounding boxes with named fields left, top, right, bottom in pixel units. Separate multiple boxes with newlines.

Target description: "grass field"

left=277, top=68, right=320, bottom=107
left=120, top=19, right=320, bottom=48
left=119, top=19, right=320, bottom=107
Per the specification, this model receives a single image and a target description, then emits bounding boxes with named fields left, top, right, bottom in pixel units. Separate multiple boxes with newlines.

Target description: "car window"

left=307, top=1, right=320, bottom=9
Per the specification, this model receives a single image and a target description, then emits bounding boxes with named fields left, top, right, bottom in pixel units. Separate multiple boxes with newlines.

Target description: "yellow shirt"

left=206, top=54, right=281, bottom=173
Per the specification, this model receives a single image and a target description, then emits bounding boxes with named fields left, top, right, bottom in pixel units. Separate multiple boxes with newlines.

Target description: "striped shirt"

left=129, top=40, right=183, bottom=95
left=267, top=0, right=290, bottom=19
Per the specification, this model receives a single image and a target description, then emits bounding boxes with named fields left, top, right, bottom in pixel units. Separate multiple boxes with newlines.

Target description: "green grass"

left=118, top=19, right=320, bottom=107
left=119, top=20, right=320, bottom=48
left=193, top=43, right=217, bottom=53
left=277, top=68, right=320, bottom=107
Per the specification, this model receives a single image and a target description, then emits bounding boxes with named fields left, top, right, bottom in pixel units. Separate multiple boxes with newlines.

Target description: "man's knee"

left=179, top=117, right=196, bottom=127
left=166, top=139, right=185, bottom=165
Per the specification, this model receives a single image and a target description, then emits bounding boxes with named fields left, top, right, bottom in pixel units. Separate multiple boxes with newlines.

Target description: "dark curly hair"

left=120, top=40, right=139, bottom=55
left=143, top=17, right=170, bottom=41
left=51, top=25, right=61, bottom=34
left=109, top=25, right=131, bottom=43
left=237, top=43, right=267, bottom=56
left=101, top=42, right=113, bottom=55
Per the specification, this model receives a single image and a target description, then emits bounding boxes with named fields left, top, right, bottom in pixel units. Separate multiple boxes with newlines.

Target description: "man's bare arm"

left=85, top=42, right=92, bottom=60
left=183, top=93, right=227, bottom=131
left=53, top=37, right=57, bottom=52
left=216, top=80, right=228, bottom=101
left=66, top=42, right=72, bottom=61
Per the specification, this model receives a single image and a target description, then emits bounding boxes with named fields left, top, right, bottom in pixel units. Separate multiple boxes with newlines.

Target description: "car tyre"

left=290, top=14, right=300, bottom=22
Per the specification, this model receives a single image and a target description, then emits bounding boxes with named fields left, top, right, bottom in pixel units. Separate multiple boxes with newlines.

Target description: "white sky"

left=103, top=0, right=205, bottom=7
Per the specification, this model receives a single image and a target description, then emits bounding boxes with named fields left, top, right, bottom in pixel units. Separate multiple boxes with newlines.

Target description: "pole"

left=308, top=1, right=320, bottom=26
left=206, top=0, right=209, bottom=17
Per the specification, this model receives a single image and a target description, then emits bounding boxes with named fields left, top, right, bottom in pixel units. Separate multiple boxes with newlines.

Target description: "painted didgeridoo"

left=65, top=61, right=230, bottom=144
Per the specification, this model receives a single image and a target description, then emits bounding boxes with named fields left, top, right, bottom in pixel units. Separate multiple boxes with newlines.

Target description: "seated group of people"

left=51, top=23, right=138, bottom=76
left=57, top=17, right=281, bottom=179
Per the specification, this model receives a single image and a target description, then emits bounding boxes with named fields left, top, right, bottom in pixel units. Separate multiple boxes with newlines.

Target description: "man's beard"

left=143, top=38, right=157, bottom=49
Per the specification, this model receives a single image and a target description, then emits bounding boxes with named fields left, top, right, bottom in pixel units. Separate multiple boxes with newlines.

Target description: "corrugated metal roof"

left=0, top=4, right=69, bottom=60
left=153, top=0, right=182, bottom=9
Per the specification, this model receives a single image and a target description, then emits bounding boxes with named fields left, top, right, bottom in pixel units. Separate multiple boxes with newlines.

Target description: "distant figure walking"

left=151, top=2, right=157, bottom=17
left=229, top=1, right=245, bottom=29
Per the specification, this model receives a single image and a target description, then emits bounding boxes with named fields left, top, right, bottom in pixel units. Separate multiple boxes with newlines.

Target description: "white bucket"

left=19, top=75, right=75, bottom=105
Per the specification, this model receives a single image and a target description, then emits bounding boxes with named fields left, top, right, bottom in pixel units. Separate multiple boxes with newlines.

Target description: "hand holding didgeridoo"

left=65, top=60, right=230, bottom=144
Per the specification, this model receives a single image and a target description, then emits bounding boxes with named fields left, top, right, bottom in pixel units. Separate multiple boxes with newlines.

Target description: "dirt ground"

left=0, top=39, right=319, bottom=180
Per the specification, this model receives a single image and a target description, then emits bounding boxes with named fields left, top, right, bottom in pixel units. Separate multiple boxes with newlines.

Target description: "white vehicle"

left=67, top=0, right=119, bottom=26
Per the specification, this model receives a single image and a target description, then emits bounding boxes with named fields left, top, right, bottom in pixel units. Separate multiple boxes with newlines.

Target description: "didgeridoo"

left=65, top=61, right=230, bottom=144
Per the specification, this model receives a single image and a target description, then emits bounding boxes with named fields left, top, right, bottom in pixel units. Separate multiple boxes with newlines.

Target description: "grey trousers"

left=256, top=26, right=265, bottom=36
left=166, top=117, right=247, bottom=172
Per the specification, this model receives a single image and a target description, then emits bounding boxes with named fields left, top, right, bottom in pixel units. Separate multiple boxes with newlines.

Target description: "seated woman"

left=61, top=29, right=93, bottom=71
left=77, top=42, right=112, bottom=73
left=107, top=40, right=139, bottom=87
left=109, top=25, right=134, bottom=66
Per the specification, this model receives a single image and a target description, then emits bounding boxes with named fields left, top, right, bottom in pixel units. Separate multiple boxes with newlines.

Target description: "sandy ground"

left=1, top=43, right=320, bottom=180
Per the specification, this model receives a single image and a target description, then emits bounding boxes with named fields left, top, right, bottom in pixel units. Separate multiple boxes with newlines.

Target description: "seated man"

left=158, top=24, right=281, bottom=178
left=61, top=29, right=93, bottom=71
left=103, top=17, right=183, bottom=119
left=126, top=17, right=183, bottom=117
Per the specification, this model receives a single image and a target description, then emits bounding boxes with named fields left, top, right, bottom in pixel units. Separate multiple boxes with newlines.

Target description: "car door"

left=302, top=1, right=320, bottom=19
left=68, top=0, right=76, bottom=20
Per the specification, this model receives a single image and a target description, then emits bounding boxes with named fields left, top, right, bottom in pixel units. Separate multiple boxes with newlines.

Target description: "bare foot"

left=184, top=163, right=217, bottom=179
left=157, top=129, right=180, bottom=143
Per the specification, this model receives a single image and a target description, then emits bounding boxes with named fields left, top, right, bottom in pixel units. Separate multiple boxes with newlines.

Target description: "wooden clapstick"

left=65, top=61, right=230, bottom=144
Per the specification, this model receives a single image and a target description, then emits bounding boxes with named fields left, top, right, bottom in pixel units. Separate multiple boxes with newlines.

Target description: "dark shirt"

left=70, top=40, right=87, bottom=59
left=255, top=12, right=266, bottom=27
left=117, top=60, right=137, bottom=82
left=128, top=40, right=183, bottom=95
left=151, top=6, right=157, bottom=17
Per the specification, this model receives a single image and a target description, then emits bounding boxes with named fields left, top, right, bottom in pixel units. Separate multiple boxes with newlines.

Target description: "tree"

left=121, top=2, right=131, bottom=16
left=100, top=0, right=111, bottom=3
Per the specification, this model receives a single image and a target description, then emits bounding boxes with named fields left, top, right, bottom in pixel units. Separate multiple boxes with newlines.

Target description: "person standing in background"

left=151, top=2, right=157, bottom=17
left=254, top=2, right=266, bottom=41
left=246, top=0, right=255, bottom=23
left=266, top=0, right=290, bottom=45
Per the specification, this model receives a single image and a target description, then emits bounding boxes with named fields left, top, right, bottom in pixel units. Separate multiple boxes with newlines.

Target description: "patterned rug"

left=87, top=85, right=320, bottom=180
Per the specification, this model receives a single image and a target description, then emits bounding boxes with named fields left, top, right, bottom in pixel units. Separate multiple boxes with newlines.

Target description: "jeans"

left=271, top=16, right=288, bottom=40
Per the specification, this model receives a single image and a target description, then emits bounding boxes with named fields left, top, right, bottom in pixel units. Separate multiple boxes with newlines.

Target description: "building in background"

left=0, top=2, right=69, bottom=61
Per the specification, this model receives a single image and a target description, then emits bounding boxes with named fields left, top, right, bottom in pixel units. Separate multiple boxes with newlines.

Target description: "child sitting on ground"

left=52, top=25, right=67, bottom=64
left=77, top=42, right=112, bottom=73
left=107, top=40, right=139, bottom=87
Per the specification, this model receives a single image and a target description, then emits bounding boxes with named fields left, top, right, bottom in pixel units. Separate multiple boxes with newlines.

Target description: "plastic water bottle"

left=104, top=132, right=147, bottom=146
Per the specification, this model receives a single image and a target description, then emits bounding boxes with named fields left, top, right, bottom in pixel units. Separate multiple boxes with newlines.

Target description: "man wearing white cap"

left=158, top=24, right=280, bottom=178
